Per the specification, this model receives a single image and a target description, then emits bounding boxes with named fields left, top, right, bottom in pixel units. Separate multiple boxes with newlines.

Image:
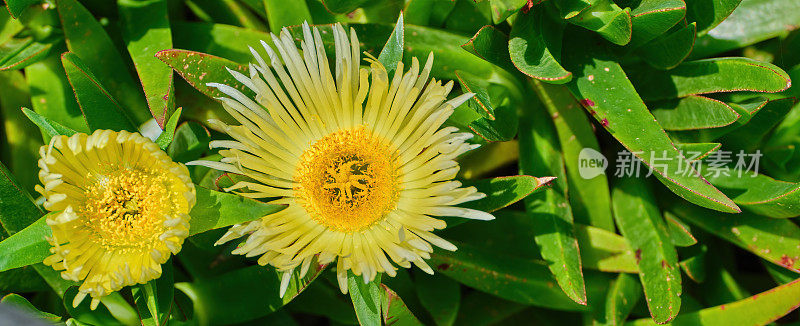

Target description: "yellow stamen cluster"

left=295, top=126, right=398, bottom=232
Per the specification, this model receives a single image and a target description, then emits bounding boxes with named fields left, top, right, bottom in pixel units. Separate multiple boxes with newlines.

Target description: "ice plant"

left=189, top=22, right=494, bottom=296
left=37, top=130, right=195, bottom=309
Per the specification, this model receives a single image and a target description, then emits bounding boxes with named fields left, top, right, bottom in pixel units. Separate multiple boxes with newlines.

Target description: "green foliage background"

left=0, top=0, right=799, bottom=325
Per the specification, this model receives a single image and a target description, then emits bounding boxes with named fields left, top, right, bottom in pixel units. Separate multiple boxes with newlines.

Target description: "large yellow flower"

left=191, top=22, right=493, bottom=295
left=37, top=130, right=195, bottom=309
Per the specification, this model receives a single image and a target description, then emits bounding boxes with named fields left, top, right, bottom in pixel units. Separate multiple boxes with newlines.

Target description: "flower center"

left=295, top=126, right=399, bottom=232
left=80, top=165, right=179, bottom=250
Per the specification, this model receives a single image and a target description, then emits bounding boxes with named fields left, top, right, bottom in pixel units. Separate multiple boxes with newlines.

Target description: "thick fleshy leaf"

left=167, top=121, right=211, bottom=163
left=378, top=13, right=403, bottom=79
left=21, top=107, right=77, bottom=141
left=629, top=57, right=791, bottom=101
left=509, top=8, right=572, bottom=83
left=665, top=213, right=697, bottom=247
left=612, top=176, right=681, bottom=324
left=721, top=97, right=796, bottom=151
left=263, top=0, right=311, bottom=32
left=461, top=175, right=555, bottom=213
left=65, top=289, right=134, bottom=326
left=156, top=49, right=252, bottom=99
left=0, top=36, right=60, bottom=71
left=175, top=263, right=326, bottom=325
left=24, top=55, right=88, bottom=133
left=674, top=142, right=721, bottom=161
left=171, top=21, right=273, bottom=63
left=650, top=95, right=740, bottom=131
left=154, top=107, right=182, bottom=150
left=604, top=273, right=642, bottom=325
left=627, top=0, right=686, bottom=47
left=453, top=70, right=519, bottom=141
left=532, top=80, right=615, bottom=231
left=553, top=0, right=592, bottom=19
left=629, top=278, right=800, bottom=326
left=188, top=186, right=286, bottom=235
left=562, top=33, right=740, bottom=213
left=703, top=168, right=800, bottom=218
left=61, top=52, right=138, bottom=132
left=668, top=98, right=769, bottom=143
left=0, top=214, right=50, bottom=273
left=415, top=273, right=459, bottom=326
left=430, top=241, right=588, bottom=311
left=668, top=202, right=800, bottom=272
left=381, top=284, right=424, bottom=326
left=132, top=261, right=173, bottom=326
left=4, top=0, right=39, bottom=18
left=461, top=25, right=516, bottom=73
left=576, top=224, right=638, bottom=273
left=518, top=94, right=586, bottom=305
left=638, top=22, right=697, bottom=70
left=0, top=69, right=41, bottom=192
left=686, top=0, right=741, bottom=35
left=348, top=273, right=382, bottom=326
left=567, top=0, right=632, bottom=46
left=1, top=293, right=61, bottom=323
left=57, top=0, right=150, bottom=125
left=679, top=243, right=708, bottom=283
left=119, top=0, right=174, bottom=128
left=320, top=0, right=369, bottom=13
left=693, top=0, right=800, bottom=58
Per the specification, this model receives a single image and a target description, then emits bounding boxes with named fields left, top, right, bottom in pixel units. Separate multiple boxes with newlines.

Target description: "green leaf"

left=167, top=121, right=211, bottom=163
left=430, top=241, right=588, bottom=311
left=155, top=107, right=182, bottom=150
left=321, top=0, right=370, bottom=14
left=488, top=0, right=527, bottom=23
left=0, top=215, right=51, bottom=273
left=612, top=176, right=681, bottom=324
left=518, top=91, right=586, bottom=305
left=64, top=288, right=137, bottom=326
left=576, top=223, right=639, bottom=273
left=132, top=260, right=173, bottom=326
left=454, top=292, right=526, bottom=325
left=0, top=36, right=61, bottom=71
left=703, top=167, right=800, bottom=218
left=0, top=69, right=41, bottom=193
left=453, top=70, right=518, bottom=141
left=509, top=7, right=572, bottom=83
left=175, top=263, right=326, bottom=325
left=57, top=0, right=150, bottom=125
left=21, top=107, right=78, bottom=141
left=381, top=284, right=424, bottom=326
left=692, top=0, right=800, bottom=58
left=668, top=202, right=800, bottom=272
left=264, top=0, right=312, bottom=32
left=61, top=52, right=138, bottom=132
left=0, top=159, right=45, bottom=236
left=348, top=273, right=382, bottom=326
left=156, top=49, right=253, bottom=100
left=461, top=25, right=516, bottom=73
left=24, top=55, right=89, bottom=134
left=461, top=175, right=556, bottom=213
left=626, top=0, right=687, bottom=48
left=721, top=97, right=796, bottom=151
left=562, top=33, right=740, bottom=213
left=171, top=21, right=273, bottom=64
left=629, top=278, right=800, bottom=326
left=553, top=0, right=592, bottom=19
left=567, top=0, right=632, bottom=46
left=604, top=273, right=642, bottom=326
left=457, top=140, right=519, bottom=179
left=119, top=0, right=175, bottom=128
left=1, top=293, right=60, bottom=322
left=651, top=95, right=740, bottom=131
left=415, top=273, right=459, bottom=326
left=5, top=0, right=39, bottom=18
left=678, top=243, right=708, bottom=283
left=686, top=0, right=741, bottom=35
left=532, top=80, right=615, bottom=231
left=665, top=213, right=697, bottom=247
left=185, top=0, right=266, bottom=31
left=188, top=186, right=286, bottom=236
left=638, top=22, right=697, bottom=70
left=629, top=57, right=791, bottom=101
left=674, top=142, right=721, bottom=161
left=378, top=13, right=403, bottom=79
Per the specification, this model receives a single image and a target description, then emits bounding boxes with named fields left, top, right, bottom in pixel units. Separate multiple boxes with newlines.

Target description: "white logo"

left=578, top=148, right=607, bottom=179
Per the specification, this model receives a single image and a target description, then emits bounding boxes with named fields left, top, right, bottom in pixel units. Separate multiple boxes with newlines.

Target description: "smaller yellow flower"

left=37, top=130, right=195, bottom=309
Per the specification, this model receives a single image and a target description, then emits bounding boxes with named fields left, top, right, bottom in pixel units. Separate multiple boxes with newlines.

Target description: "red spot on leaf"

left=580, top=99, right=596, bottom=107
left=601, top=118, right=609, bottom=127
left=661, top=260, right=668, bottom=268
left=720, top=304, right=726, bottom=310
left=521, top=0, right=535, bottom=13
left=437, top=264, right=450, bottom=271
left=635, top=249, right=642, bottom=263
left=780, top=255, right=795, bottom=268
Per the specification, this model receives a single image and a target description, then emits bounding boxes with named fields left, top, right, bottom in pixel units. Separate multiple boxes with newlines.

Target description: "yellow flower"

left=191, top=22, right=493, bottom=295
left=37, top=130, right=195, bottom=309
